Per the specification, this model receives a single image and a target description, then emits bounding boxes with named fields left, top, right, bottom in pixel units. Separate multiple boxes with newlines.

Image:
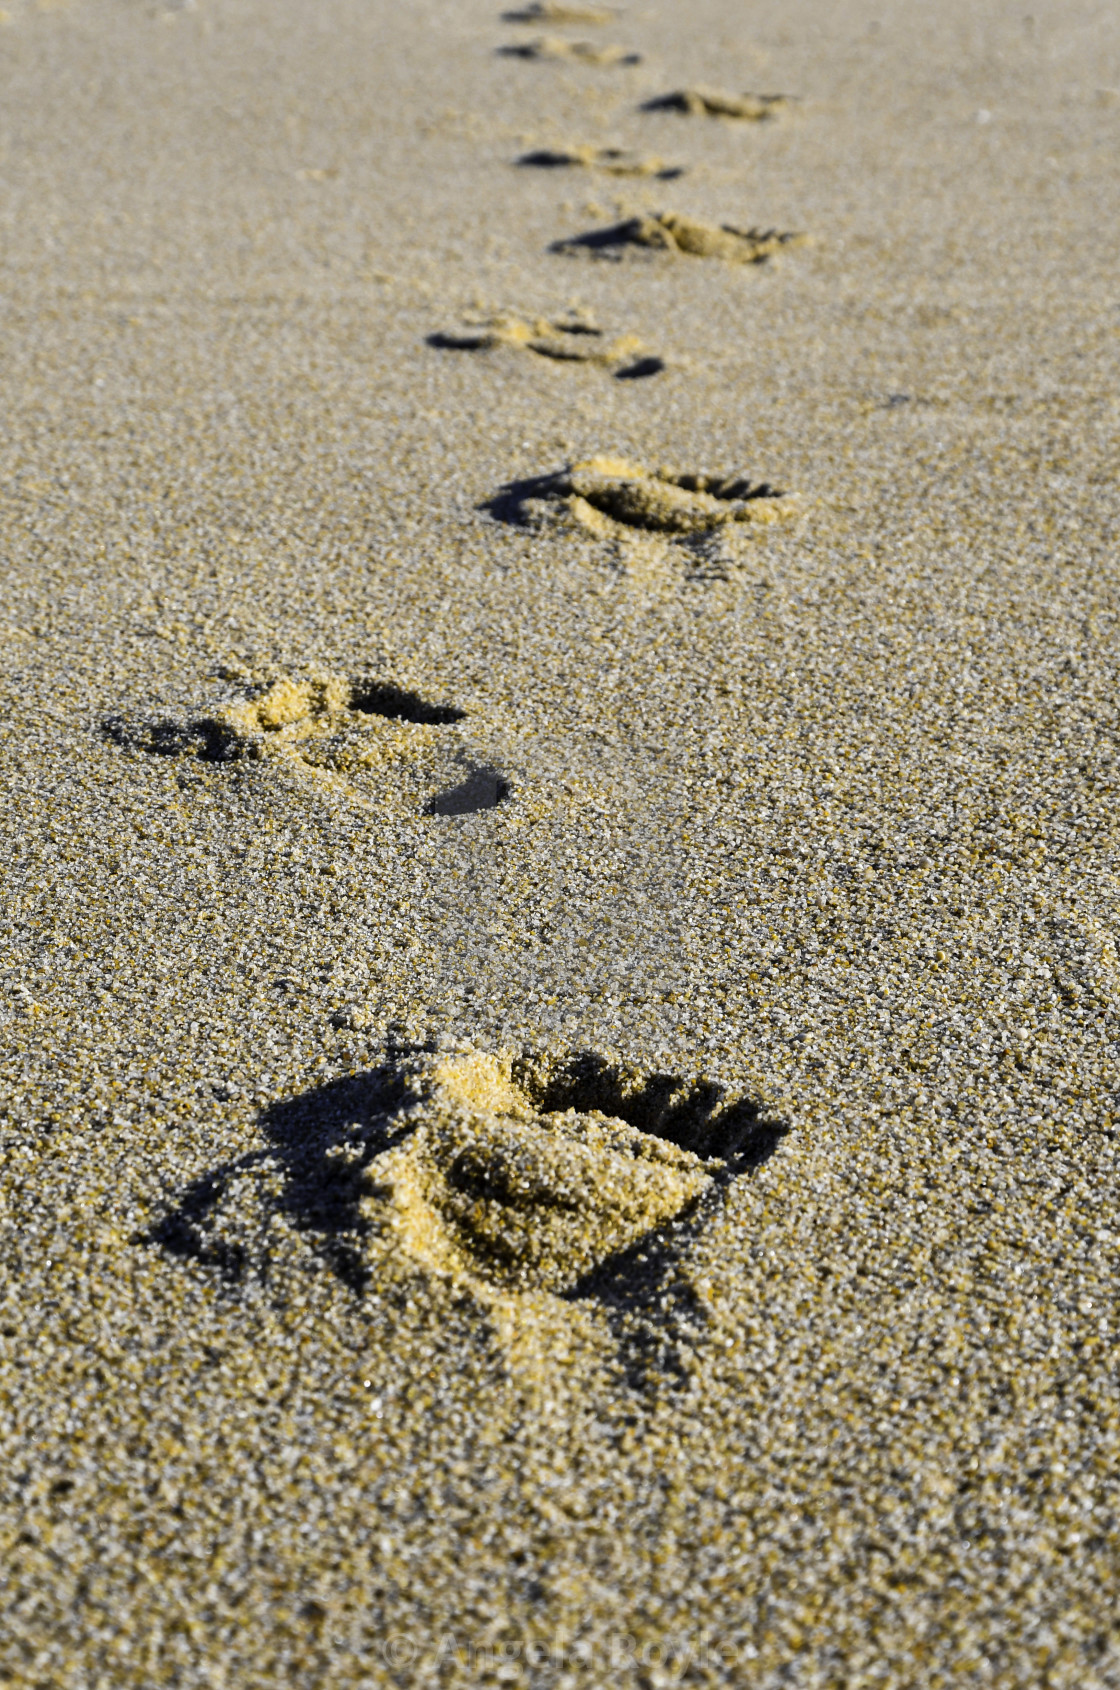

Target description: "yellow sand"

left=2, top=0, right=1119, bottom=1682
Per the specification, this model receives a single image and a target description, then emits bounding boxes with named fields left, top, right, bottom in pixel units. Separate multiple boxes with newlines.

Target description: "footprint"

left=552, top=210, right=808, bottom=263
left=502, top=2, right=614, bottom=21
left=362, top=1049, right=736, bottom=1293
left=101, top=674, right=496, bottom=815
left=643, top=88, right=792, bottom=120
left=487, top=456, right=799, bottom=537
left=517, top=144, right=684, bottom=179
left=428, top=311, right=662, bottom=377
left=149, top=1044, right=777, bottom=1299
left=498, top=35, right=640, bottom=65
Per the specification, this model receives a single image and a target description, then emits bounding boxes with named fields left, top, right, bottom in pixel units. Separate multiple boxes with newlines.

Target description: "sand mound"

left=365, top=1051, right=712, bottom=1292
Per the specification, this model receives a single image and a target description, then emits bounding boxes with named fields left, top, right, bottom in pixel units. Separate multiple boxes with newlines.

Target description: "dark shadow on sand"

left=614, top=355, right=666, bottom=379
left=425, top=766, right=510, bottom=816
left=478, top=469, right=568, bottom=527
left=350, top=682, right=466, bottom=725
left=561, top=1123, right=786, bottom=1388
left=101, top=713, right=244, bottom=763
left=549, top=218, right=652, bottom=257
left=145, top=1063, right=416, bottom=1293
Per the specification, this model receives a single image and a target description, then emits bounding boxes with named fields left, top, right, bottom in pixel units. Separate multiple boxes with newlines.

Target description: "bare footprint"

left=552, top=210, right=809, bottom=263
left=487, top=455, right=800, bottom=537
left=502, top=1, right=614, bottom=21
left=517, top=143, right=684, bottom=178
left=428, top=311, right=663, bottom=377
left=498, top=35, right=640, bottom=65
left=101, top=674, right=507, bottom=816
left=150, top=1043, right=774, bottom=1300
left=643, top=89, right=793, bottom=120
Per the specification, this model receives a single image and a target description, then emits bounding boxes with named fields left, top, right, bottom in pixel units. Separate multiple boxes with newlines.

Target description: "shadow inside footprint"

left=561, top=1119, right=785, bottom=1388
left=101, top=713, right=244, bottom=763
left=425, top=766, right=509, bottom=815
left=350, top=682, right=466, bottom=725
left=614, top=355, right=666, bottom=380
left=519, top=146, right=591, bottom=168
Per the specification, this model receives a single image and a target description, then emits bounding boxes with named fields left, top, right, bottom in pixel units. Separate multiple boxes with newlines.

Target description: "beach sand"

left=1, top=0, right=1119, bottom=1682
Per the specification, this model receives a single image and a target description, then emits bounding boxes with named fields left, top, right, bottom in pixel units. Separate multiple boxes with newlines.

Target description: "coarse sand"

left=1, top=0, right=1119, bottom=1684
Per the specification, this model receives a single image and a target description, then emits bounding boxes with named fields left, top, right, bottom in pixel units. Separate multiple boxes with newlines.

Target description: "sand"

left=1, top=0, right=1119, bottom=1683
